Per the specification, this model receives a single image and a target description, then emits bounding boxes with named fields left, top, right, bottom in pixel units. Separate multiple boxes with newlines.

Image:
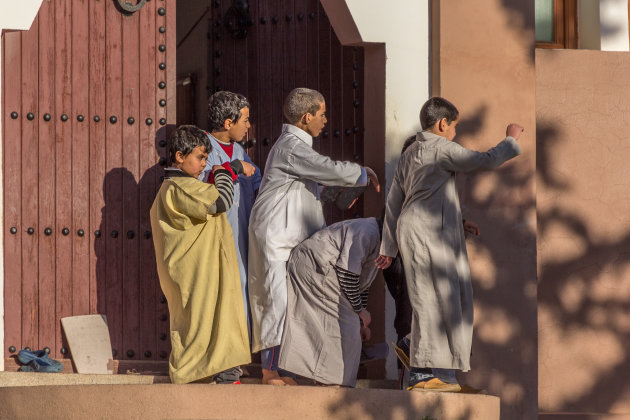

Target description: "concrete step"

left=0, top=371, right=170, bottom=386
left=0, top=371, right=398, bottom=389
left=0, top=382, right=500, bottom=420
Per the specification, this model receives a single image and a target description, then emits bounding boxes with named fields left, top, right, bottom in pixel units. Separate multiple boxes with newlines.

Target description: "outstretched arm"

left=286, top=142, right=365, bottom=187
left=440, top=123, right=523, bottom=173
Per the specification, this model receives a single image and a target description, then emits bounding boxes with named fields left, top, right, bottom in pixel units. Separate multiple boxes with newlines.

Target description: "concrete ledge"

left=0, top=371, right=398, bottom=388
left=0, top=371, right=169, bottom=386
left=0, top=383, right=499, bottom=419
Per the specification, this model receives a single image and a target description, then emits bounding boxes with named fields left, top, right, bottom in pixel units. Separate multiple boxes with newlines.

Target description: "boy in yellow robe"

left=150, top=125, right=251, bottom=384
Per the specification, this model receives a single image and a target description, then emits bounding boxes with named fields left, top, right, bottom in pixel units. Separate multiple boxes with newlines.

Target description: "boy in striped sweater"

left=278, top=217, right=381, bottom=387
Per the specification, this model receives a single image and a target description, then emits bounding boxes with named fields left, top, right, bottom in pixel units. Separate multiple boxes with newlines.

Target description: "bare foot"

left=262, top=368, right=287, bottom=386
left=280, top=376, right=298, bottom=386
left=263, top=378, right=288, bottom=386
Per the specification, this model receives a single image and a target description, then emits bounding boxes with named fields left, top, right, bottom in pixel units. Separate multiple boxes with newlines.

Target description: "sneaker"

left=407, top=377, right=431, bottom=391
left=214, top=366, right=242, bottom=384
left=412, top=378, right=461, bottom=393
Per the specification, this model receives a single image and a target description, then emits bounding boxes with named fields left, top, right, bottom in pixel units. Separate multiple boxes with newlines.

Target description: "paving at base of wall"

left=0, top=380, right=500, bottom=420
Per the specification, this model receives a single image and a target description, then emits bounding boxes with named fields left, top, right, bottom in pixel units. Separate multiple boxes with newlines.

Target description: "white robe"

left=380, top=131, right=521, bottom=371
left=248, top=124, right=366, bottom=352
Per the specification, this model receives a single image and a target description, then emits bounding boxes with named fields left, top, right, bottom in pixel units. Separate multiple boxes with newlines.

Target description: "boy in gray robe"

left=248, top=88, right=379, bottom=385
left=278, top=217, right=380, bottom=387
left=376, top=97, right=523, bottom=392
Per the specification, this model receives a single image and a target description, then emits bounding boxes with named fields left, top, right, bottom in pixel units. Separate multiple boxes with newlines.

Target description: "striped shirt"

left=163, top=167, right=235, bottom=214
left=211, top=169, right=235, bottom=213
left=335, top=265, right=369, bottom=313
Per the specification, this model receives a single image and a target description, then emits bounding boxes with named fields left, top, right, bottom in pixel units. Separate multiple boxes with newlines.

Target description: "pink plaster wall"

left=537, top=49, right=630, bottom=416
left=433, top=1, right=538, bottom=418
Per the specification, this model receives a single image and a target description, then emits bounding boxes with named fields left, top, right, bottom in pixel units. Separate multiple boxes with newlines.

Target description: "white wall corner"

left=599, top=0, right=630, bottom=51
left=0, top=0, right=43, bottom=31
left=344, top=0, right=429, bottom=188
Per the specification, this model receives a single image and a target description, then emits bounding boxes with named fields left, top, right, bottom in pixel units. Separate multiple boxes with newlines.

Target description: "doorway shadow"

left=95, top=125, right=171, bottom=363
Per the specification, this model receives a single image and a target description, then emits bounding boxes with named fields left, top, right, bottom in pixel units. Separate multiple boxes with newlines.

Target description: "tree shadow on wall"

left=95, top=126, right=170, bottom=363
left=443, top=113, right=630, bottom=417
left=535, top=119, right=630, bottom=414
left=452, top=107, right=537, bottom=419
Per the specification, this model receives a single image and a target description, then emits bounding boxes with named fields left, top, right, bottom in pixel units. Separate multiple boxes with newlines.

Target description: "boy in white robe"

left=376, top=97, right=523, bottom=392
left=248, top=87, right=380, bottom=385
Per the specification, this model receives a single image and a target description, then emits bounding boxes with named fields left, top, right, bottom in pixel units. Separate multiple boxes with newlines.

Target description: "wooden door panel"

left=54, top=0, right=75, bottom=358
left=38, top=0, right=57, bottom=355
left=121, top=0, right=142, bottom=361
left=138, top=0, right=159, bottom=362
left=71, top=0, right=90, bottom=320
left=20, top=15, right=40, bottom=352
left=104, top=0, right=125, bottom=358
left=88, top=0, right=107, bottom=321
left=3, top=30, right=23, bottom=357
left=253, top=0, right=272, bottom=168
left=3, top=0, right=175, bottom=361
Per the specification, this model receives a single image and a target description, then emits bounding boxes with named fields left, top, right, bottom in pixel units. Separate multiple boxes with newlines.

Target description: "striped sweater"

left=335, top=265, right=369, bottom=313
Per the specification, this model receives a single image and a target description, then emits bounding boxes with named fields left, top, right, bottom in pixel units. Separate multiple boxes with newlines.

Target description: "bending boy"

left=376, top=97, right=523, bottom=392
left=248, top=87, right=380, bottom=385
left=150, top=125, right=250, bottom=384
left=278, top=217, right=380, bottom=387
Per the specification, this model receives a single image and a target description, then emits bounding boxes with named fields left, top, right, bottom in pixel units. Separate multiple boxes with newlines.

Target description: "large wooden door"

left=2, top=0, right=176, bottom=362
left=202, top=0, right=365, bottom=224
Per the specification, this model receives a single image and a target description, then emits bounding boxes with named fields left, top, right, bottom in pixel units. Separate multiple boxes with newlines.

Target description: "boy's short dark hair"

left=169, top=125, right=211, bottom=164
left=208, top=91, right=250, bottom=132
left=419, top=97, right=459, bottom=130
left=283, top=88, right=325, bottom=124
